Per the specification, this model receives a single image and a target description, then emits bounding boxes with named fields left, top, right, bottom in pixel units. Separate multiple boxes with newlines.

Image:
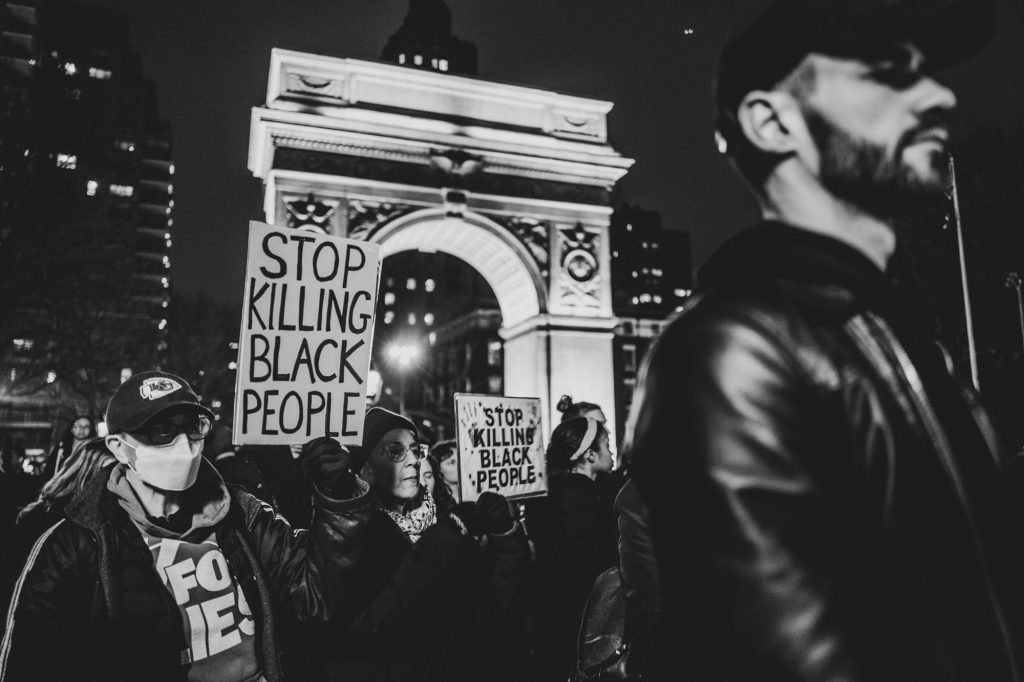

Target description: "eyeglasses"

left=382, top=442, right=427, bottom=463
left=133, top=414, right=211, bottom=446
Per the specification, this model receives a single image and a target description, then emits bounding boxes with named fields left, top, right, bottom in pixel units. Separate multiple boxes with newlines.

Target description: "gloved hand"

left=447, top=501, right=483, bottom=538
left=476, top=492, right=515, bottom=534
left=299, top=436, right=362, bottom=498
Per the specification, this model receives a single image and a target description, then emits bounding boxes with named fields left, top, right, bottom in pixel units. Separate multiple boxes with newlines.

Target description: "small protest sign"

left=454, top=393, right=547, bottom=502
left=233, top=221, right=382, bottom=445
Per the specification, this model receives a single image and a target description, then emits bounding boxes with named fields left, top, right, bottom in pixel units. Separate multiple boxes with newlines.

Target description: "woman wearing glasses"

left=324, top=407, right=531, bottom=682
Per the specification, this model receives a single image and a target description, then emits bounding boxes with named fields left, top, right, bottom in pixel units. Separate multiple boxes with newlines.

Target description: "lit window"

left=424, top=313, right=434, bottom=326
left=631, top=271, right=638, bottom=279
left=384, top=311, right=395, bottom=324
left=161, top=277, right=169, bottom=288
left=487, top=341, right=502, bottom=367
left=165, top=238, right=172, bottom=248
left=120, top=368, right=133, bottom=382
left=116, top=140, right=135, bottom=152
left=424, top=278, right=435, bottom=292
left=158, top=319, right=167, bottom=330
left=86, top=180, right=98, bottom=196
left=9, top=369, right=15, bottom=382
left=612, top=250, right=619, bottom=258
left=63, top=62, right=77, bottom=76
left=169, top=164, right=175, bottom=175
left=408, top=313, right=416, bottom=325
left=46, top=371, right=56, bottom=384
left=653, top=295, right=663, bottom=304
left=162, top=255, right=170, bottom=268
left=12, top=338, right=33, bottom=351
left=631, top=296, right=639, bottom=305
left=161, top=300, right=168, bottom=308
left=88, top=67, right=112, bottom=80
left=211, top=399, right=222, bottom=410
left=109, top=184, right=134, bottom=197
left=488, top=375, right=502, bottom=394
left=431, top=58, right=438, bottom=68
left=626, top=223, right=633, bottom=232
left=674, top=288, right=691, bottom=298
left=428, top=332, right=437, bottom=345
left=639, top=293, right=652, bottom=304
left=229, top=342, right=239, bottom=350
left=167, top=184, right=173, bottom=195
left=55, top=153, right=77, bottom=169
left=384, top=292, right=396, bottom=306
left=398, top=53, right=406, bottom=64
left=413, top=55, right=423, bottom=66
left=228, top=361, right=238, bottom=370
left=406, top=278, right=416, bottom=291
left=439, top=59, right=449, bottom=72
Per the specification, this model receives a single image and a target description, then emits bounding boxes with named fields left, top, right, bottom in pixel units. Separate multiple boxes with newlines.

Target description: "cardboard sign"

left=454, top=393, right=547, bottom=502
left=233, top=221, right=382, bottom=445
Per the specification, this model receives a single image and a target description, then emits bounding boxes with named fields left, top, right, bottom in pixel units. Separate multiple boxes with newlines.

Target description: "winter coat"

left=0, top=459, right=371, bottom=682
left=630, top=222, right=1024, bottom=681
left=322, top=504, right=531, bottom=682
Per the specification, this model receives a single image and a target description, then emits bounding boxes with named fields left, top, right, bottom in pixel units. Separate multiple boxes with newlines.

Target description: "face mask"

left=116, top=433, right=201, bottom=491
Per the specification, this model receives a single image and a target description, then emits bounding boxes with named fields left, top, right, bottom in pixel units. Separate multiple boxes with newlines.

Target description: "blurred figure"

left=203, top=421, right=275, bottom=507
left=421, top=447, right=457, bottom=514
left=429, top=438, right=460, bottom=500
left=323, top=407, right=531, bottom=682
left=556, top=394, right=607, bottom=423
left=524, top=416, right=618, bottom=681
left=43, top=415, right=95, bottom=480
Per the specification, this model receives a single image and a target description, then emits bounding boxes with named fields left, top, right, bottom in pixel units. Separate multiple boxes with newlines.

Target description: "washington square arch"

left=248, top=49, right=634, bottom=444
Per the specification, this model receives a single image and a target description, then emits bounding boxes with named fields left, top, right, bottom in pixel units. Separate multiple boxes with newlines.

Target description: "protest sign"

left=233, top=221, right=381, bottom=445
left=454, top=393, right=546, bottom=502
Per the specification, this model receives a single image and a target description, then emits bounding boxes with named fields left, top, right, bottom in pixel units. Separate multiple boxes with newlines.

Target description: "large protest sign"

left=454, top=393, right=547, bottom=502
left=233, top=221, right=382, bottom=445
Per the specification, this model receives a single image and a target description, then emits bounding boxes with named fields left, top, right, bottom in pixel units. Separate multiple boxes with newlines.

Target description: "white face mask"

left=116, top=433, right=201, bottom=491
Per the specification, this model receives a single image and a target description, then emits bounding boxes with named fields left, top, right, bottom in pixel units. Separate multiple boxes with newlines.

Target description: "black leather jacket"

left=630, top=223, right=1024, bottom=682
left=0, top=460, right=371, bottom=682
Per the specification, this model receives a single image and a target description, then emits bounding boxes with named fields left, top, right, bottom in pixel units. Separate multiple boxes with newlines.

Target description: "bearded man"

left=627, top=0, right=1024, bottom=680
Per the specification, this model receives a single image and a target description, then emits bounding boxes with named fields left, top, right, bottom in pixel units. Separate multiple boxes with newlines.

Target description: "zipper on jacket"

left=847, top=313, right=1020, bottom=682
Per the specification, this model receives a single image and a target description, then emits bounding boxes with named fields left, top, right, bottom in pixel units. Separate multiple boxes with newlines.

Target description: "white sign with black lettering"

left=454, top=393, right=547, bottom=502
left=233, top=221, right=382, bottom=445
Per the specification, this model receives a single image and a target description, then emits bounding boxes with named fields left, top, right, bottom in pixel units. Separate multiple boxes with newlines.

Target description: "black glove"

left=447, top=501, right=483, bottom=538
left=299, top=436, right=358, bottom=498
left=476, top=492, right=515, bottom=534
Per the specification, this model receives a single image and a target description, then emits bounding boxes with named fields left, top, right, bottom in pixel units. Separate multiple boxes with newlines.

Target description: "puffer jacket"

left=629, top=222, right=1024, bottom=682
left=0, top=459, right=371, bottom=682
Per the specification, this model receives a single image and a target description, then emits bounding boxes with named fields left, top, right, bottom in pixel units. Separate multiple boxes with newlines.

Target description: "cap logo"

left=139, top=377, right=182, bottom=401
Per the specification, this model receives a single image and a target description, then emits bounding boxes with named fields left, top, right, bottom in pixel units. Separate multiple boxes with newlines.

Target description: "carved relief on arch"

left=499, top=216, right=550, bottom=279
left=345, top=199, right=415, bottom=241
left=556, top=223, right=601, bottom=309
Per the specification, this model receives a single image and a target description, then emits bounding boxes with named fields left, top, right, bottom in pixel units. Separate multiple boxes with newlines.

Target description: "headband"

left=569, top=417, right=600, bottom=462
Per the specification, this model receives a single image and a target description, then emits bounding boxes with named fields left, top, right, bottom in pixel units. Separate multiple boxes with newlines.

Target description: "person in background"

left=421, top=447, right=457, bottom=515
left=1, top=437, right=115, bottom=619
left=322, top=406, right=531, bottom=681
left=1, top=371, right=372, bottom=681
left=525, top=416, right=618, bottom=681
left=43, top=415, right=95, bottom=481
left=203, top=421, right=275, bottom=507
left=428, top=439, right=460, bottom=501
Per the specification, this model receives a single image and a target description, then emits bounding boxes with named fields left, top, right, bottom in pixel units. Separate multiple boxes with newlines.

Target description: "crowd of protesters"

left=0, top=380, right=637, bottom=682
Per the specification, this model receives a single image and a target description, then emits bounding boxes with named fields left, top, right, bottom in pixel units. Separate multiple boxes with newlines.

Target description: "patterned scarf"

left=378, top=490, right=437, bottom=543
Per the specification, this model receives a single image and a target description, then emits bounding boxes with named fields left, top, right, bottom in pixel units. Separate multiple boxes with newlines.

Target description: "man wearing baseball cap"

left=1, top=371, right=372, bottom=681
left=628, top=0, right=1024, bottom=680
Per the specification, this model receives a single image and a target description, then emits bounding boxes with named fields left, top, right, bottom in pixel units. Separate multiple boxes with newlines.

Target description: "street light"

left=387, top=342, right=420, bottom=414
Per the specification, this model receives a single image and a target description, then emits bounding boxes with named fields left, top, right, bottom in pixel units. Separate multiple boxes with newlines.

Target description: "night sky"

left=84, top=0, right=1024, bottom=306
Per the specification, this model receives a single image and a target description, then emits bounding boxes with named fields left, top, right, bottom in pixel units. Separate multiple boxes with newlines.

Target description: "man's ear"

left=736, top=90, right=803, bottom=155
left=105, top=435, right=131, bottom=465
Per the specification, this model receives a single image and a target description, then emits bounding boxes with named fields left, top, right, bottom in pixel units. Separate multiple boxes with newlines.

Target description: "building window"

left=86, top=179, right=98, bottom=196
left=12, top=338, right=33, bottom=351
left=398, top=53, right=406, bottom=64
left=439, top=59, right=449, bottom=72
left=88, top=67, right=112, bottom=80
left=120, top=368, right=133, bottom=383
left=423, top=313, right=434, bottom=326
left=623, top=344, right=637, bottom=373
left=428, top=332, right=437, bottom=345
left=424, top=278, right=435, bottom=292
left=406, top=278, right=416, bottom=291
left=55, top=153, right=77, bottom=169
left=488, top=375, right=503, bottom=394
left=46, top=371, right=57, bottom=384
left=109, top=184, right=134, bottom=197
left=407, top=313, right=416, bottom=326
left=413, top=55, right=423, bottom=66
left=487, top=340, right=502, bottom=367
left=384, top=292, right=396, bottom=306
left=384, top=311, right=395, bottom=324
left=62, top=62, right=77, bottom=76
left=116, top=140, right=136, bottom=152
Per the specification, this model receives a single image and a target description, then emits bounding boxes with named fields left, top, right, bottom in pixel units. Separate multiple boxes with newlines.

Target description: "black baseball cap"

left=105, top=370, right=214, bottom=435
left=715, top=0, right=997, bottom=154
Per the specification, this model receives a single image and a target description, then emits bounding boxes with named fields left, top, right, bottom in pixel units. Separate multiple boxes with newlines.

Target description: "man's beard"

left=802, top=105, right=950, bottom=226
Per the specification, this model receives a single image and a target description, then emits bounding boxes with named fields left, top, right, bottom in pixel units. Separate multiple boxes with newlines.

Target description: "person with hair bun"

left=524, top=416, right=618, bottom=680
left=555, top=394, right=607, bottom=424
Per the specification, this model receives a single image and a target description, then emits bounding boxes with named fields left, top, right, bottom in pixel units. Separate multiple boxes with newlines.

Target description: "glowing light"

left=228, top=361, right=237, bottom=371
left=56, top=153, right=77, bottom=169
left=46, top=371, right=56, bottom=384
left=86, top=180, right=98, bottom=196
left=413, top=55, right=423, bottom=66
left=424, top=313, right=434, bottom=326
left=63, top=62, right=77, bottom=75
left=387, top=342, right=420, bottom=368
left=384, top=292, right=396, bottom=306
left=424, top=278, right=436, bottom=292
left=158, top=319, right=167, bottom=330
left=109, top=184, right=134, bottom=197
left=120, top=368, right=132, bottom=382
left=439, top=59, right=449, bottom=72
left=88, top=67, right=112, bottom=80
